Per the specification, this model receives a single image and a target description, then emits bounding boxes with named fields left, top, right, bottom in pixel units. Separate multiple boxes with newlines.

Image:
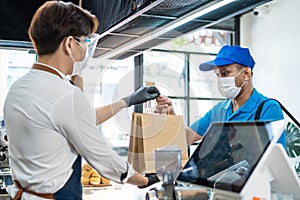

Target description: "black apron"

left=54, top=155, right=82, bottom=200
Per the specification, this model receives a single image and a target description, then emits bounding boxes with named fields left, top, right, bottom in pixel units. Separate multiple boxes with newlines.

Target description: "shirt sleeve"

left=259, top=99, right=286, bottom=148
left=189, top=101, right=228, bottom=137
left=259, top=100, right=284, bottom=121
left=51, top=88, right=135, bottom=183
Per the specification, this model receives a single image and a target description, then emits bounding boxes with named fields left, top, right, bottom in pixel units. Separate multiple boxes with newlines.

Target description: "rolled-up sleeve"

left=51, top=88, right=135, bottom=183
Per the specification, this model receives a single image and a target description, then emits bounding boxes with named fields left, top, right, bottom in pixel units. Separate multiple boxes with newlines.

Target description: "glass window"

left=189, top=99, right=222, bottom=126
left=93, top=57, right=135, bottom=149
left=189, top=54, right=224, bottom=99
left=143, top=51, right=185, bottom=97
left=0, top=49, right=35, bottom=118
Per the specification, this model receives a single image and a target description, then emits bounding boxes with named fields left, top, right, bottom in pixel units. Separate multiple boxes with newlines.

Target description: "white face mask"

left=71, top=42, right=88, bottom=75
left=217, top=69, right=245, bottom=99
left=70, top=33, right=100, bottom=76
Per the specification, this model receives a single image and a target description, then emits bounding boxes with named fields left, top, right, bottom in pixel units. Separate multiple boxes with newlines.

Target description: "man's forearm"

left=95, top=100, right=127, bottom=125
left=185, top=127, right=202, bottom=145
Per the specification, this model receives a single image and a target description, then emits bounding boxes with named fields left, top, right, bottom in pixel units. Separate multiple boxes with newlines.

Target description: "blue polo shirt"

left=190, top=88, right=286, bottom=148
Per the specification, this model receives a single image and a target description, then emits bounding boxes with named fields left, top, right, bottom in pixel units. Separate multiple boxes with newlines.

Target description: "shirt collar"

left=223, top=88, right=259, bottom=112
left=239, top=88, right=259, bottom=112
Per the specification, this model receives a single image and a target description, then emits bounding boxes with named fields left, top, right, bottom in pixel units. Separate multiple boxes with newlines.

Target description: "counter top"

left=82, top=182, right=161, bottom=200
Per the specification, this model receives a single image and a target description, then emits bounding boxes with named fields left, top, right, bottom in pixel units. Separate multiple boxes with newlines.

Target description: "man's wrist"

left=138, top=173, right=160, bottom=188
left=144, top=176, right=149, bottom=186
left=121, top=99, right=129, bottom=108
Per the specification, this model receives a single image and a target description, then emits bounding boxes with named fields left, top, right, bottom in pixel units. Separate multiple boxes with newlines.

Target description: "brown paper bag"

left=128, top=112, right=188, bottom=174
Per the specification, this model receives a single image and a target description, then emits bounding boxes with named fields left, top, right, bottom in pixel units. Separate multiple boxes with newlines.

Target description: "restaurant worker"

left=3, top=1, right=160, bottom=199
left=156, top=45, right=286, bottom=147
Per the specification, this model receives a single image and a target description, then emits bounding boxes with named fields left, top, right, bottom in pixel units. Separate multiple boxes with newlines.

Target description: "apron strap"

left=32, top=63, right=63, bottom=79
left=13, top=180, right=54, bottom=200
left=13, top=155, right=82, bottom=200
left=32, top=63, right=76, bottom=86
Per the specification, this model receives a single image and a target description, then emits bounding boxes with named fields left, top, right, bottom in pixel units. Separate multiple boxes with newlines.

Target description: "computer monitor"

left=177, top=120, right=300, bottom=199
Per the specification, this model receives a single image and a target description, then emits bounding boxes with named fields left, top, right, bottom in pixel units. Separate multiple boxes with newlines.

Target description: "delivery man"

left=155, top=45, right=286, bottom=147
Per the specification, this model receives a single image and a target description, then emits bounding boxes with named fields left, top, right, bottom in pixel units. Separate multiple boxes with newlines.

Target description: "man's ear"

left=64, top=36, right=73, bottom=55
left=244, top=67, right=252, bottom=80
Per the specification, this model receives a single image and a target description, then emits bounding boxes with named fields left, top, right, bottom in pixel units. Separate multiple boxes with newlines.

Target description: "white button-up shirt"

left=4, top=68, right=134, bottom=199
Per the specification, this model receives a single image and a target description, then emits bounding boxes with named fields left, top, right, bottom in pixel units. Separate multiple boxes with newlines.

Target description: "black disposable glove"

left=123, top=86, right=160, bottom=107
left=138, top=173, right=160, bottom=189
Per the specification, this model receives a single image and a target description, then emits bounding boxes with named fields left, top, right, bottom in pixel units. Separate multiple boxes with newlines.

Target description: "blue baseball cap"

left=199, top=45, right=255, bottom=71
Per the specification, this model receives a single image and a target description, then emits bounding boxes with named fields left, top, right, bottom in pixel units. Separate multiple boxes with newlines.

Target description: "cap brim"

left=199, top=59, right=235, bottom=71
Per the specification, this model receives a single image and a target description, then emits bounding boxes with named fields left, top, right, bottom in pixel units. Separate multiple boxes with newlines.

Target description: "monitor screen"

left=177, top=121, right=273, bottom=193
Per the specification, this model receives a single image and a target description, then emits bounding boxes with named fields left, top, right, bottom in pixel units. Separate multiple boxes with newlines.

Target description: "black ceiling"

left=0, top=0, right=271, bottom=59
left=92, top=0, right=272, bottom=60
left=0, top=0, right=78, bottom=42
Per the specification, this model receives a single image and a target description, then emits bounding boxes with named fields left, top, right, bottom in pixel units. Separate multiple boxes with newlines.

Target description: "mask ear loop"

left=234, top=68, right=246, bottom=78
left=235, top=68, right=247, bottom=88
left=73, top=39, right=88, bottom=61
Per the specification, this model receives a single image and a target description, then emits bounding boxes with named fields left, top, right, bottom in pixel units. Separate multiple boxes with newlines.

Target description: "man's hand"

left=138, top=173, right=160, bottom=189
left=123, top=86, right=160, bottom=107
left=155, top=95, right=175, bottom=115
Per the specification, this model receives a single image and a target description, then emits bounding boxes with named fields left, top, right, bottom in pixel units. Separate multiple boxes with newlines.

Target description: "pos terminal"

left=176, top=120, right=300, bottom=200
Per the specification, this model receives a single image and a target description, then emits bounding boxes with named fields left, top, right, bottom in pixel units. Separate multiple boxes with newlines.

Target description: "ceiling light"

left=166, top=0, right=236, bottom=31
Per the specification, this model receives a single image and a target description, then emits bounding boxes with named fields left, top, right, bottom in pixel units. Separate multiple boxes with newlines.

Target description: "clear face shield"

left=85, top=33, right=100, bottom=58
left=72, top=33, right=100, bottom=76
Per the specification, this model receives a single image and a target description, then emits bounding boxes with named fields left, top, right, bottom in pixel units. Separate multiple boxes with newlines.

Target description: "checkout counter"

left=82, top=120, right=300, bottom=200
left=81, top=180, right=299, bottom=200
left=82, top=182, right=159, bottom=200
left=0, top=120, right=299, bottom=199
